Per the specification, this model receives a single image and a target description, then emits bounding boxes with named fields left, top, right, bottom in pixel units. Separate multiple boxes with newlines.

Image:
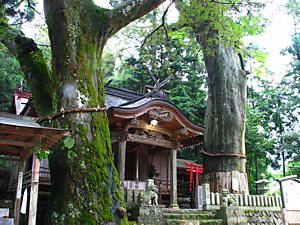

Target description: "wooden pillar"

left=28, top=154, right=40, bottom=225
left=14, top=160, right=26, bottom=225
left=135, top=149, right=139, bottom=188
left=118, top=139, right=126, bottom=187
left=170, top=149, right=179, bottom=208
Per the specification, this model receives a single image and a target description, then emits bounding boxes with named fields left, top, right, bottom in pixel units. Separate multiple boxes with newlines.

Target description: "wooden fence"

left=196, top=183, right=282, bottom=209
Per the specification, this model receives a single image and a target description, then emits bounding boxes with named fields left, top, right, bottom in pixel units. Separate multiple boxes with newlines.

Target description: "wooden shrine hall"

left=0, top=112, right=69, bottom=225
left=106, top=86, right=205, bottom=207
left=4, top=84, right=205, bottom=211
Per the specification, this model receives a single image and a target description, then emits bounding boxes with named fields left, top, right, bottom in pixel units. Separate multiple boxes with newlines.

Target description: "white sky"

left=245, top=0, right=294, bottom=82
left=22, top=0, right=295, bottom=83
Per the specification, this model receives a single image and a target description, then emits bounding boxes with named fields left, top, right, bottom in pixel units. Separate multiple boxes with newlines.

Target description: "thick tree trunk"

left=44, top=1, right=125, bottom=224
left=201, top=42, right=248, bottom=193
left=43, top=0, right=167, bottom=223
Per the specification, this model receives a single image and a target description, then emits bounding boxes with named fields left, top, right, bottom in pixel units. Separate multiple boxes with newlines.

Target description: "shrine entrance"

left=108, top=95, right=205, bottom=207
left=176, top=159, right=204, bottom=208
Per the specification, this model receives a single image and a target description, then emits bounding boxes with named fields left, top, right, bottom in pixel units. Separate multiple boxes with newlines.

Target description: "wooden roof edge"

left=108, top=98, right=205, bottom=134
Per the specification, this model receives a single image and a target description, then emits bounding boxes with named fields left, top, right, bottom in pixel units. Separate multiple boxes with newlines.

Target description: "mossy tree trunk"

left=196, top=33, right=248, bottom=193
left=1, top=0, right=166, bottom=224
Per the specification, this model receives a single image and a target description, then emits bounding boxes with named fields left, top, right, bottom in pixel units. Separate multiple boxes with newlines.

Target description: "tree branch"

left=109, top=0, right=168, bottom=36
left=0, top=23, right=53, bottom=116
left=141, top=0, right=173, bottom=48
left=26, top=0, right=43, bottom=17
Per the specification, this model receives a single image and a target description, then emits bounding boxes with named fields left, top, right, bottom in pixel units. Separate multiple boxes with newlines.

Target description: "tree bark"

left=43, top=0, right=167, bottom=224
left=197, top=36, right=248, bottom=193
left=0, top=25, right=52, bottom=116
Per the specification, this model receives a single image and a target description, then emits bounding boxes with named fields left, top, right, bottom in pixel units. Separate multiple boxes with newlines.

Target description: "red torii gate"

left=185, top=162, right=204, bottom=191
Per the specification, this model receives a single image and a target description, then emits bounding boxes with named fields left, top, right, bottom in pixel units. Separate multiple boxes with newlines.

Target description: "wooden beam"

left=0, top=156, right=19, bottom=161
left=0, top=145, right=22, bottom=155
left=19, top=150, right=32, bottom=161
left=170, top=149, right=178, bottom=208
left=110, top=131, right=128, bottom=144
left=0, top=125, right=40, bottom=135
left=0, top=139, right=36, bottom=147
left=117, top=139, right=126, bottom=187
left=174, top=127, right=188, bottom=135
left=126, top=120, right=173, bottom=136
left=28, top=154, right=40, bottom=225
left=0, top=124, right=68, bottom=137
left=127, top=133, right=173, bottom=149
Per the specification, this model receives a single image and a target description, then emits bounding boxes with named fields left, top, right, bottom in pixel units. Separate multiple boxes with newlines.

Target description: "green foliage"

left=245, top=105, right=275, bottom=193
left=63, top=136, right=75, bottom=149
left=0, top=160, right=13, bottom=169
left=102, top=50, right=117, bottom=84
left=1, top=0, right=36, bottom=24
left=179, top=0, right=264, bottom=49
left=287, top=0, right=300, bottom=24
left=32, top=23, right=52, bottom=67
left=279, top=1, right=300, bottom=176
left=103, top=17, right=207, bottom=124
left=0, top=43, right=24, bottom=112
left=246, top=61, right=300, bottom=180
left=32, top=146, right=50, bottom=159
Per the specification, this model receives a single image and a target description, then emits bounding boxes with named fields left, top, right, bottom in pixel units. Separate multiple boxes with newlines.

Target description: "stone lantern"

left=255, top=174, right=271, bottom=195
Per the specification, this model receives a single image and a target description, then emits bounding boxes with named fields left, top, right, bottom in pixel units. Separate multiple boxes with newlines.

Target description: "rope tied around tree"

left=37, top=107, right=107, bottom=124
left=201, top=149, right=246, bottom=159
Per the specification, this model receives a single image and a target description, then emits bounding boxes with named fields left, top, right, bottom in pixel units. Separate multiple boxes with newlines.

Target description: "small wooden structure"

left=106, top=86, right=205, bottom=207
left=278, top=175, right=300, bottom=225
left=0, top=112, right=69, bottom=225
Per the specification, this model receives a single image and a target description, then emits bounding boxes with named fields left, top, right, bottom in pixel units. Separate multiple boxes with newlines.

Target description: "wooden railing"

left=9, top=167, right=51, bottom=191
left=154, top=179, right=170, bottom=194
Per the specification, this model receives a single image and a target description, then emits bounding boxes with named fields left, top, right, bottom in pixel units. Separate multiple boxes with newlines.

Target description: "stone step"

left=163, top=212, right=215, bottom=220
left=166, top=219, right=223, bottom=225
left=167, top=219, right=199, bottom=225
left=200, top=219, right=223, bottom=225
left=162, top=209, right=211, bottom=214
left=163, top=209, right=216, bottom=217
left=163, top=209, right=223, bottom=225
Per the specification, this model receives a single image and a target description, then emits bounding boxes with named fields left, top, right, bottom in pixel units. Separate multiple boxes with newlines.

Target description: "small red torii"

left=185, top=162, right=204, bottom=191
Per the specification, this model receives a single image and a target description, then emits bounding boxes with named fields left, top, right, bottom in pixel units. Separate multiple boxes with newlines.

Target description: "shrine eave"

left=108, top=97, right=205, bottom=138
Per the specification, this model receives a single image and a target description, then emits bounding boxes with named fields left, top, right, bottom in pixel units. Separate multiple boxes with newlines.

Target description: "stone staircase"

left=162, top=208, right=223, bottom=225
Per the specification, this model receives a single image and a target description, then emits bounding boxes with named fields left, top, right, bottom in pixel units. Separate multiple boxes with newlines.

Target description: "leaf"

left=64, top=137, right=75, bottom=149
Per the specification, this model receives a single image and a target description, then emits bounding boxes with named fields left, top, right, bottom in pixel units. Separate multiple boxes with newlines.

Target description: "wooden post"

left=14, top=160, right=26, bottom=225
left=28, top=154, right=40, bottom=225
left=170, top=149, right=178, bottom=208
left=135, top=149, right=139, bottom=188
left=118, top=139, right=126, bottom=187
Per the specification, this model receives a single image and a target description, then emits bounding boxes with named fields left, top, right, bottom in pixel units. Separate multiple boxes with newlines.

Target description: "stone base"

left=169, top=203, right=180, bottom=209
left=167, top=220, right=199, bottom=225
left=216, top=206, right=247, bottom=225
left=204, top=171, right=249, bottom=194
left=138, top=205, right=166, bottom=225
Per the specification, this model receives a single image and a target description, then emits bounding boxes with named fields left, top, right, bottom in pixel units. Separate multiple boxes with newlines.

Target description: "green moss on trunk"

left=44, top=1, right=128, bottom=224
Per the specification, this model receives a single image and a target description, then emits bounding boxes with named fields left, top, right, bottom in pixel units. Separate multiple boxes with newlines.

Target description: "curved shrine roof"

left=108, top=96, right=204, bottom=142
